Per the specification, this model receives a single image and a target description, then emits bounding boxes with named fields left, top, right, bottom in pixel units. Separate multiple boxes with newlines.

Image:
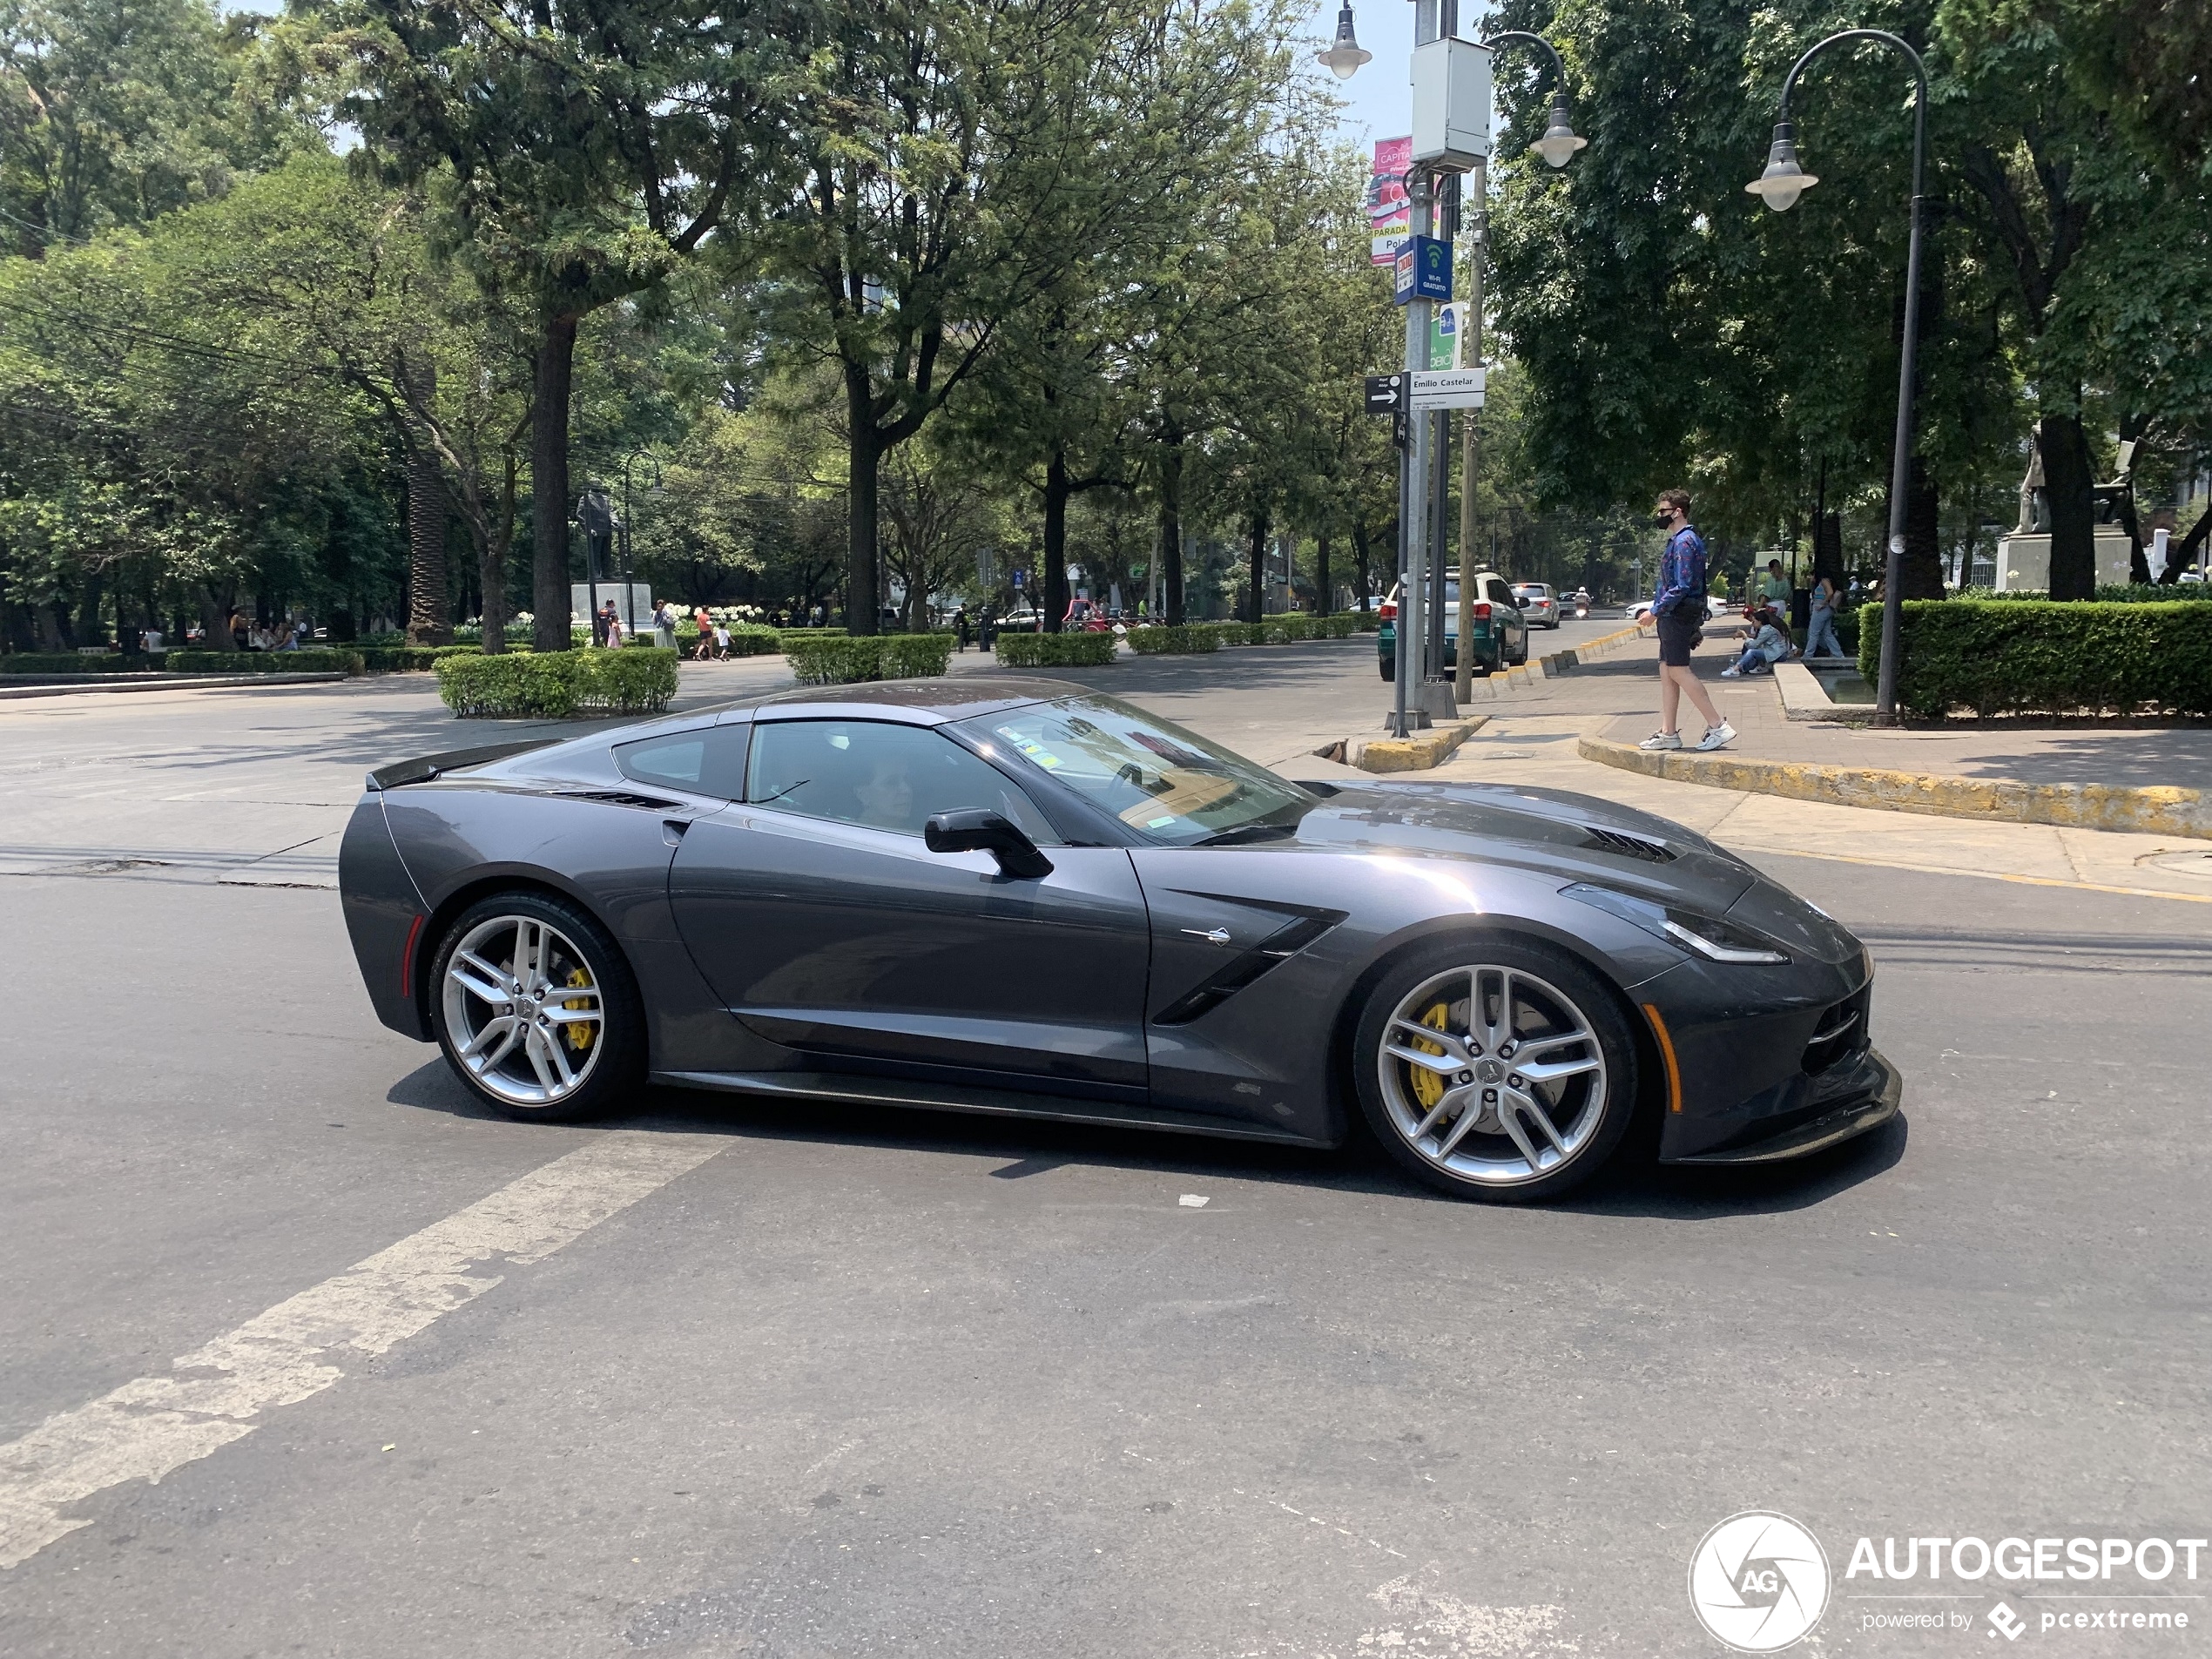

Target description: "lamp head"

left=1746, top=120, right=1817, bottom=212
left=1529, top=96, right=1587, bottom=169
left=1317, top=3, right=1370, bottom=80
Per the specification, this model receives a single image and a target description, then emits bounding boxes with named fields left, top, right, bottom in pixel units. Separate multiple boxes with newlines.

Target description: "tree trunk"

left=1246, top=508, right=1269, bottom=624
left=1813, top=511, right=1844, bottom=584
left=405, top=366, right=452, bottom=646
left=1351, top=520, right=1373, bottom=607
left=531, top=315, right=579, bottom=651
left=1900, top=458, right=1945, bottom=599
left=1158, top=435, right=1184, bottom=626
left=2039, top=413, right=2097, bottom=600
left=1315, top=530, right=1332, bottom=617
left=845, top=364, right=881, bottom=637
left=197, top=584, right=236, bottom=651
left=1042, top=447, right=1069, bottom=633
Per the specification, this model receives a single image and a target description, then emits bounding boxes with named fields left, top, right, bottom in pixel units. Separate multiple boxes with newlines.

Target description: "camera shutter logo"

left=1688, top=1511, right=1831, bottom=1652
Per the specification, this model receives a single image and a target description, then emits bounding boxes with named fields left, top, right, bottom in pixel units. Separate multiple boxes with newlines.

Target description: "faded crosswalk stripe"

left=0, top=1130, right=726, bottom=1568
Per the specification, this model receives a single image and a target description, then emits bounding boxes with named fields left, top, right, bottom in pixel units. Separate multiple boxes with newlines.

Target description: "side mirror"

left=924, top=809, right=1054, bottom=880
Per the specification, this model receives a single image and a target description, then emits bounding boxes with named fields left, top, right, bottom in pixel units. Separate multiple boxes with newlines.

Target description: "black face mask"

left=1652, top=511, right=1676, bottom=528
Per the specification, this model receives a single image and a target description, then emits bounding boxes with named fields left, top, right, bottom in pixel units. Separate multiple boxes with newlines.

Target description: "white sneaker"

left=1638, top=731, right=1683, bottom=751
left=1695, top=721, right=1737, bottom=751
left=1720, top=666, right=1742, bottom=678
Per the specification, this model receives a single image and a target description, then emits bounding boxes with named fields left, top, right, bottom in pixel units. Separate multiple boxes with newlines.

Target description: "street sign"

left=1407, top=368, right=1487, bottom=411
left=1429, top=302, right=1464, bottom=370
left=1392, top=235, right=1452, bottom=305
left=1363, top=374, right=1406, bottom=415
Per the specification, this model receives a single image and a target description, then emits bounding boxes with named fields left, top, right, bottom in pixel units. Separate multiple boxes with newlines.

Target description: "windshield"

left=960, top=696, right=1312, bottom=846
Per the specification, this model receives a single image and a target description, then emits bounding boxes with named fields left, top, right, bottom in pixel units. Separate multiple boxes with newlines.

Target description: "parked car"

left=1377, top=569, right=1528, bottom=680
left=1511, top=583, right=1561, bottom=629
left=341, top=680, right=1899, bottom=1203
left=1629, top=594, right=1730, bottom=624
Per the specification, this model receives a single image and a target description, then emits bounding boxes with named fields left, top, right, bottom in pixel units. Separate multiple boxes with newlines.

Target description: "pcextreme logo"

left=1688, top=1511, right=1831, bottom=1652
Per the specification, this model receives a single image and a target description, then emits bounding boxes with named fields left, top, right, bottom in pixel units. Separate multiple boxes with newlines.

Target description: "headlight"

left=1561, top=883, right=1791, bottom=965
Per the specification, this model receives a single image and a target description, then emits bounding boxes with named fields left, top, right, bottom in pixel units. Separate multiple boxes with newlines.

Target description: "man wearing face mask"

left=1639, top=489, right=1735, bottom=752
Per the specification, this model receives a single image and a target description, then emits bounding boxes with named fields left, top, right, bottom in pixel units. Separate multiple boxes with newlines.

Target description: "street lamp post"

left=1321, top=6, right=1582, bottom=734
left=1746, top=29, right=1928, bottom=726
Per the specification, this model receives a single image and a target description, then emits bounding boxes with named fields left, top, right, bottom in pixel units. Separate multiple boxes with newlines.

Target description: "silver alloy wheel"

left=441, top=914, right=605, bottom=1107
left=1376, top=963, right=1609, bottom=1187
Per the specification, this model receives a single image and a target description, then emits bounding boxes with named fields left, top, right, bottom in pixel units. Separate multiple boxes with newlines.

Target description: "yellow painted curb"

left=1348, top=717, right=1488, bottom=773
left=1578, top=732, right=2212, bottom=840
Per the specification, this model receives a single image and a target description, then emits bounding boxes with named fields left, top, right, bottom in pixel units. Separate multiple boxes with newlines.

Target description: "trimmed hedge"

left=358, top=644, right=483, bottom=672
left=436, top=647, right=680, bottom=718
left=165, top=648, right=365, bottom=675
left=994, top=631, right=1118, bottom=668
left=1960, top=583, right=2212, bottom=604
left=783, top=633, right=954, bottom=685
left=1866, top=599, right=2212, bottom=718
left=1, top=652, right=165, bottom=673
left=1126, top=624, right=1222, bottom=655
left=1123, top=615, right=1359, bottom=654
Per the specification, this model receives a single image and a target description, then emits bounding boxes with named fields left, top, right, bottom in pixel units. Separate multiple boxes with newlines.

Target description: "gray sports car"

left=339, top=678, right=1900, bottom=1202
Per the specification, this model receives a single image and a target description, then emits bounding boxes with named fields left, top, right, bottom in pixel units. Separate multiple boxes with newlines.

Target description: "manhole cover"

left=2141, top=848, right=2212, bottom=882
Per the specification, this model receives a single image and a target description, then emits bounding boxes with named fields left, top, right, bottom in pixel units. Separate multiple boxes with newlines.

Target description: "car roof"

left=735, top=677, right=1076, bottom=725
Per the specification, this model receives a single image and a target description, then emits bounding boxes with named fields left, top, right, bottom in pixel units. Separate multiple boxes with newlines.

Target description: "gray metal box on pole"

left=1411, top=39, right=1493, bottom=172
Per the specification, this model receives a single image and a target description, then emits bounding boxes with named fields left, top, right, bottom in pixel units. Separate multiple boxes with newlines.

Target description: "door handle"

left=662, top=818, right=691, bottom=847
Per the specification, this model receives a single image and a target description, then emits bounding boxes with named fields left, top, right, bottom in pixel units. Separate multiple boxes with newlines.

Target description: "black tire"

left=427, top=890, right=646, bottom=1123
left=1351, top=936, right=1641, bottom=1203
left=1379, top=655, right=1396, bottom=682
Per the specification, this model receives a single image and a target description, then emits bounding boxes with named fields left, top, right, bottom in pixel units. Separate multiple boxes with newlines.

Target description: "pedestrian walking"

left=711, top=621, right=731, bottom=660
left=954, top=606, right=970, bottom=651
left=1804, top=573, right=1844, bottom=659
left=1640, top=489, right=1735, bottom=752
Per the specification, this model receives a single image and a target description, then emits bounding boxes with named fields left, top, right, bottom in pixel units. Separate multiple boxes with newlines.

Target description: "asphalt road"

left=2, top=656, right=2207, bottom=1658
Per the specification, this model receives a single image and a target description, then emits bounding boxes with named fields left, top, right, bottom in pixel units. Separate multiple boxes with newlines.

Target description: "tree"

left=332, top=0, right=807, bottom=650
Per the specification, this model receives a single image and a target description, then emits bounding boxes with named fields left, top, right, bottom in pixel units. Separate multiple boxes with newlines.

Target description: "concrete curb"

left=1342, top=716, right=1489, bottom=773
left=0, top=672, right=350, bottom=701
left=1578, top=730, right=2212, bottom=840
left=1453, top=617, right=1654, bottom=701
left=1774, top=660, right=1875, bottom=723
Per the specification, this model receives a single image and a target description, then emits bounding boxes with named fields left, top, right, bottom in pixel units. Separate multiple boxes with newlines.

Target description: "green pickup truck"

left=1376, top=568, right=1530, bottom=680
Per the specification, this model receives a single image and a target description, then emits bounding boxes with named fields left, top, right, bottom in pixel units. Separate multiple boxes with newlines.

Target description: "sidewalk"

left=1355, top=635, right=2212, bottom=906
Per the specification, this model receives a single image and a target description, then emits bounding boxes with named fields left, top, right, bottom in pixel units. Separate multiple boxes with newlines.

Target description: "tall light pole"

left=1747, top=29, right=1927, bottom=726
left=1322, top=5, right=1583, bottom=732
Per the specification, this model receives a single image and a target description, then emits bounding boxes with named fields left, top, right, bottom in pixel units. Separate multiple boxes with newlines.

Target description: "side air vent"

left=1581, top=826, right=1676, bottom=864
left=1803, top=986, right=1871, bottom=1075
left=562, top=789, right=682, bottom=812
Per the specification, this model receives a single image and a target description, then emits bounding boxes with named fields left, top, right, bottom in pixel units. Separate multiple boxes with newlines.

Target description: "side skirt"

left=653, top=1069, right=1332, bottom=1150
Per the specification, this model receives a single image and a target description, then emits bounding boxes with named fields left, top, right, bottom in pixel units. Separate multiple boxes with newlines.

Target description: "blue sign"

left=1011, top=570, right=1025, bottom=589
left=1391, top=236, right=1452, bottom=305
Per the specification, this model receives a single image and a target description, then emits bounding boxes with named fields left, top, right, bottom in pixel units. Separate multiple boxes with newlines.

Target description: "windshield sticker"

left=995, top=725, right=1062, bottom=769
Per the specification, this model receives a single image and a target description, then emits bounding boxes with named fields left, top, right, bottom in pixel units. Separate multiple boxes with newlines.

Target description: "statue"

left=2016, top=439, right=2048, bottom=534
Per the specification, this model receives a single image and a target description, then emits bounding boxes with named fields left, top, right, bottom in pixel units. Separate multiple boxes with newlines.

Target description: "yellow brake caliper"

left=1408, top=1001, right=1451, bottom=1110
left=563, top=966, right=595, bottom=1052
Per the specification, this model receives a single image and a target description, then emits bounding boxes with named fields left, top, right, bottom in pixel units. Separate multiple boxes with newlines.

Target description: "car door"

left=1487, top=576, right=1525, bottom=658
left=667, top=715, right=1152, bottom=1098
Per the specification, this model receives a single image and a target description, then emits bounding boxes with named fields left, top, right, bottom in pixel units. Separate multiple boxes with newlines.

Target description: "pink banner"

left=1368, top=135, right=1412, bottom=266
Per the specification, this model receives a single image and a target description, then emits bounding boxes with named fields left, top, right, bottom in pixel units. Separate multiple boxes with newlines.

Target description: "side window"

left=1489, top=578, right=1516, bottom=609
left=746, top=720, right=1060, bottom=844
left=615, top=722, right=752, bottom=799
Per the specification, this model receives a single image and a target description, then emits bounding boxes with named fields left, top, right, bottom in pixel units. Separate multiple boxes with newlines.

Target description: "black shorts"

left=1656, top=610, right=1702, bottom=667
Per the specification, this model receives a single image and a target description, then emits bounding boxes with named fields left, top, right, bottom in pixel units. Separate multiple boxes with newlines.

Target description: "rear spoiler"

left=367, top=739, right=556, bottom=792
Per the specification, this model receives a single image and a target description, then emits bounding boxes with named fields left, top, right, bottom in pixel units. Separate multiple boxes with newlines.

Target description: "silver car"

left=1513, top=583, right=1561, bottom=629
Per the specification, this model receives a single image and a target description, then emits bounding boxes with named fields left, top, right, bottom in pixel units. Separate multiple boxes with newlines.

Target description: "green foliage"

left=165, top=648, right=363, bottom=674
left=1866, top=600, right=2212, bottom=718
left=1125, top=624, right=1222, bottom=655
left=1955, top=584, right=2212, bottom=604
left=993, top=631, right=1116, bottom=668
left=782, top=633, right=954, bottom=685
left=357, top=644, right=482, bottom=672
left=435, top=647, right=679, bottom=718
left=0, top=651, right=162, bottom=672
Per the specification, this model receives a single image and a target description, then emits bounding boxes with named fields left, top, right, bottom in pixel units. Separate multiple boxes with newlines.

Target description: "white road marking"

left=0, top=1130, right=725, bottom=1569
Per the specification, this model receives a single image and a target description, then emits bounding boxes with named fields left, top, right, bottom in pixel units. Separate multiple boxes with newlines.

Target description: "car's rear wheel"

left=428, top=892, right=644, bottom=1122
left=1379, top=654, right=1395, bottom=682
left=1352, top=940, right=1639, bottom=1202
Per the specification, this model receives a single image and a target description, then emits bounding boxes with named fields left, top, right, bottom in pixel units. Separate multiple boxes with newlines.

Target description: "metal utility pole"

left=1454, top=152, right=1487, bottom=705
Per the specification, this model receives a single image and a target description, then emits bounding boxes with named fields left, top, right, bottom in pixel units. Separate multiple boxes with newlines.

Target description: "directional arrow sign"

left=1407, top=367, right=1487, bottom=411
left=1363, top=374, right=1406, bottom=415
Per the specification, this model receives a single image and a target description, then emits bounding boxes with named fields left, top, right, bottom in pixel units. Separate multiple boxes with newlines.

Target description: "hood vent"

left=1580, top=826, right=1676, bottom=864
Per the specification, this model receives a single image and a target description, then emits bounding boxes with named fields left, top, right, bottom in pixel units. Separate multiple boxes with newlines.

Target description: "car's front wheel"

left=428, top=891, right=644, bottom=1122
left=1352, top=940, right=1639, bottom=1202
